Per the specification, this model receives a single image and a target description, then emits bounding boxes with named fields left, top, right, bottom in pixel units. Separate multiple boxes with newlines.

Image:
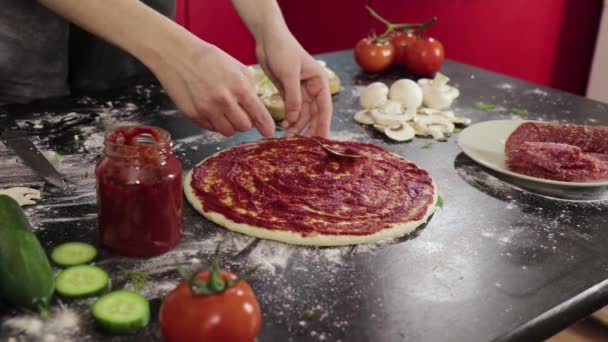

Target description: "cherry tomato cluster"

left=354, top=7, right=444, bottom=77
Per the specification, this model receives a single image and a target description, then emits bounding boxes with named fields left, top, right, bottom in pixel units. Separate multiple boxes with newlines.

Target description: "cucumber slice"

left=51, top=242, right=97, bottom=267
left=55, top=265, right=110, bottom=299
left=92, top=290, right=150, bottom=334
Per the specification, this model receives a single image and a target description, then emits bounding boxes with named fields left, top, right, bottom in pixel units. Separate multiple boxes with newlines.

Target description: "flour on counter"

left=3, top=305, right=80, bottom=342
left=496, top=83, right=514, bottom=90
left=525, top=88, right=549, bottom=96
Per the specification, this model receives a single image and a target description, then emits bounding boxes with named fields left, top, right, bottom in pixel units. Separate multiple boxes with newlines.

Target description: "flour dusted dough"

left=184, top=148, right=438, bottom=247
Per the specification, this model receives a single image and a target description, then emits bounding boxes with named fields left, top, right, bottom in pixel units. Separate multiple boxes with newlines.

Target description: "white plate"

left=457, top=120, right=608, bottom=188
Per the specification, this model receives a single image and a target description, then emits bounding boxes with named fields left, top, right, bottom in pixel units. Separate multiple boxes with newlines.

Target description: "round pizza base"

left=184, top=149, right=438, bottom=247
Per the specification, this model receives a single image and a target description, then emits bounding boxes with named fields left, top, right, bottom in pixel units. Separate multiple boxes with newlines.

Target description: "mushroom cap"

left=389, top=79, right=423, bottom=110
left=360, top=82, right=389, bottom=109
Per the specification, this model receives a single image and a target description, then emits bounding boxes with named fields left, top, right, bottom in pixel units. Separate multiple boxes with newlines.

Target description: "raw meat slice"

left=506, top=122, right=608, bottom=154
left=505, top=122, right=608, bottom=181
left=507, top=142, right=608, bottom=181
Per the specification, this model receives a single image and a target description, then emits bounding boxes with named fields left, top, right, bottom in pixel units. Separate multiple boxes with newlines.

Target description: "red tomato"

left=404, top=37, right=445, bottom=77
left=354, top=38, right=395, bottom=73
left=159, top=270, right=262, bottom=342
left=390, top=32, right=417, bottom=65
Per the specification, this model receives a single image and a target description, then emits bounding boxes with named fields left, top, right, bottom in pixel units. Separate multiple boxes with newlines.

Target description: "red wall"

left=175, top=0, right=602, bottom=95
left=366, top=0, right=602, bottom=95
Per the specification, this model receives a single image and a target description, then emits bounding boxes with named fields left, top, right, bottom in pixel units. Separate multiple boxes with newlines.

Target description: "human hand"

left=255, top=31, right=332, bottom=138
left=150, top=35, right=275, bottom=137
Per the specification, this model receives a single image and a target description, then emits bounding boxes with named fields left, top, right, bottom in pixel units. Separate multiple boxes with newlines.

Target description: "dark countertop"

left=0, top=50, right=607, bottom=342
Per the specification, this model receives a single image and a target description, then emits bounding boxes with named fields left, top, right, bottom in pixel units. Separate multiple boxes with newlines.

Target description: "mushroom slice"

left=417, top=107, right=442, bottom=116
left=373, top=123, right=389, bottom=133
left=360, top=82, right=389, bottom=109
left=354, top=109, right=377, bottom=125
left=370, top=111, right=408, bottom=128
left=385, top=123, right=416, bottom=142
left=413, top=115, right=455, bottom=141
left=0, top=187, right=41, bottom=206
left=379, top=100, right=403, bottom=115
left=451, top=116, right=472, bottom=125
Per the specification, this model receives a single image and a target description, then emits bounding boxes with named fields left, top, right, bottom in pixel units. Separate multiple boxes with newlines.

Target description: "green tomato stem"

left=366, top=6, right=435, bottom=39
left=417, top=16, right=438, bottom=39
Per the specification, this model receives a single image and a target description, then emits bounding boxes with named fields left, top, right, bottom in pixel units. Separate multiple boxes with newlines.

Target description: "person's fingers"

left=315, top=89, right=333, bottom=138
left=213, top=114, right=236, bottom=137
left=289, top=99, right=312, bottom=135
left=305, top=100, right=320, bottom=138
left=308, top=80, right=332, bottom=138
left=225, top=100, right=253, bottom=132
left=196, top=116, right=215, bottom=132
left=240, top=91, right=275, bottom=137
left=280, top=69, right=303, bottom=124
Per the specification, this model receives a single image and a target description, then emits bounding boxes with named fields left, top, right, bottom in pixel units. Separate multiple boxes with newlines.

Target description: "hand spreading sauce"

left=96, top=126, right=182, bottom=257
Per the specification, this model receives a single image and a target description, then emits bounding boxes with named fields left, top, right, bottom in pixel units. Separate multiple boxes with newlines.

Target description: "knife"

left=0, top=113, right=68, bottom=191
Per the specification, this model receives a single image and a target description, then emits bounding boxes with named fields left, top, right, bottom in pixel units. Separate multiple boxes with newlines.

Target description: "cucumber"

left=92, top=290, right=150, bottom=334
left=55, top=265, right=110, bottom=299
left=0, top=195, right=55, bottom=317
left=51, top=242, right=97, bottom=267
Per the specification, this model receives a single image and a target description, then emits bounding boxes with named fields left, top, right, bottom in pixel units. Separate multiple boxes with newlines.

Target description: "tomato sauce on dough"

left=190, top=137, right=435, bottom=236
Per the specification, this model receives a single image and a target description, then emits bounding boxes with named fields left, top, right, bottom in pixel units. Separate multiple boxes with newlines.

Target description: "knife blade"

left=0, top=114, right=68, bottom=191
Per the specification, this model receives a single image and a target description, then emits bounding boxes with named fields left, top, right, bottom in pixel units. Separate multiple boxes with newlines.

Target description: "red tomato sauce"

left=96, top=126, right=182, bottom=256
left=190, top=137, right=435, bottom=236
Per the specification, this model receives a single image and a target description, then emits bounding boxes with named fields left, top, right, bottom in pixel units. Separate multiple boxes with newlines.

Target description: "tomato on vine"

left=363, top=6, right=444, bottom=76
left=354, top=37, right=395, bottom=73
left=404, top=36, right=445, bottom=77
left=389, top=31, right=417, bottom=65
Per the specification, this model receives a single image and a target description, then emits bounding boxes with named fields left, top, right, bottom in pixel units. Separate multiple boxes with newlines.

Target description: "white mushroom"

left=378, top=100, right=403, bottom=115
left=373, top=123, right=388, bottom=133
left=451, top=116, right=472, bottom=125
left=360, top=82, right=389, bottom=109
left=418, top=107, right=471, bottom=126
left=417, top=72, right=460, bottom=110
left=354, top=109, right=377, bottom=125
left=384, top=123, right=416, bottom=142
left=370, top=111, right=409, bottom=128
left=389, top=79, right=423, bottom=117
left=413, top=115, right=455, bottom=141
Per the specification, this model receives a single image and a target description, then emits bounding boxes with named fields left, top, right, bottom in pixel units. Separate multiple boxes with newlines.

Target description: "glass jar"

left=95, top=126, right=182, bottom=257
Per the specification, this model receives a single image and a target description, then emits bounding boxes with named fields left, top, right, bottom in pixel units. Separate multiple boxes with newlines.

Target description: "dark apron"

left=0, top=0, right=175, bottom=103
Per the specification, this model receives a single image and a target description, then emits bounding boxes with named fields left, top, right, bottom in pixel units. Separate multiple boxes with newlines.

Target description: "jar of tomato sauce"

left=95, top=126, right=182, bottom=257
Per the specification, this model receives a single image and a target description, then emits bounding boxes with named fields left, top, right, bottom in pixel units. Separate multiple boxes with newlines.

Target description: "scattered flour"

left=350, top=85, right=365, bottom=98
left=526, top=88, right=549, bottom=96
left=3, top=306, right=80, bottom=342
left=496, top=83, right=514, bottom=90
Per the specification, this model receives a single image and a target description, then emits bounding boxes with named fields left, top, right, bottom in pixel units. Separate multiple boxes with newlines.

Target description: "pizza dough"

left=184, top=137, right=437, bottom=246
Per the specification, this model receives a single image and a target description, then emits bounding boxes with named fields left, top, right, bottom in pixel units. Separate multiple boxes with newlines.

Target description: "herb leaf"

left=436, top=194, right=444, bottom=209
left=474, top=102, right=496, bottom=111
left=120, top=267, right=151, bottom=293
left=422, top=142, right=433, bottom=149
left=453, top=128, right=462, bottom=133
left=511, top=108, right=529, bottom=116
left=303, top=309, right=315, bottom=319
left=52, top=152, right=64, bottom=162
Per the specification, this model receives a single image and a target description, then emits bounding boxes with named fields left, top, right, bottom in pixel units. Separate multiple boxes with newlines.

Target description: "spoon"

left=275, top=126, right=363, bottom=159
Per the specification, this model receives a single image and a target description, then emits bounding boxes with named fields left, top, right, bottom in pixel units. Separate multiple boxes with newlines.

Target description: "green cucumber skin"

left=0, top=195, right=55, bottom=315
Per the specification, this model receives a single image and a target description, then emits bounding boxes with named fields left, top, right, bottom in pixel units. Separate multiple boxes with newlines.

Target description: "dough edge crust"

left=184, top=147, right=438, bottom=246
